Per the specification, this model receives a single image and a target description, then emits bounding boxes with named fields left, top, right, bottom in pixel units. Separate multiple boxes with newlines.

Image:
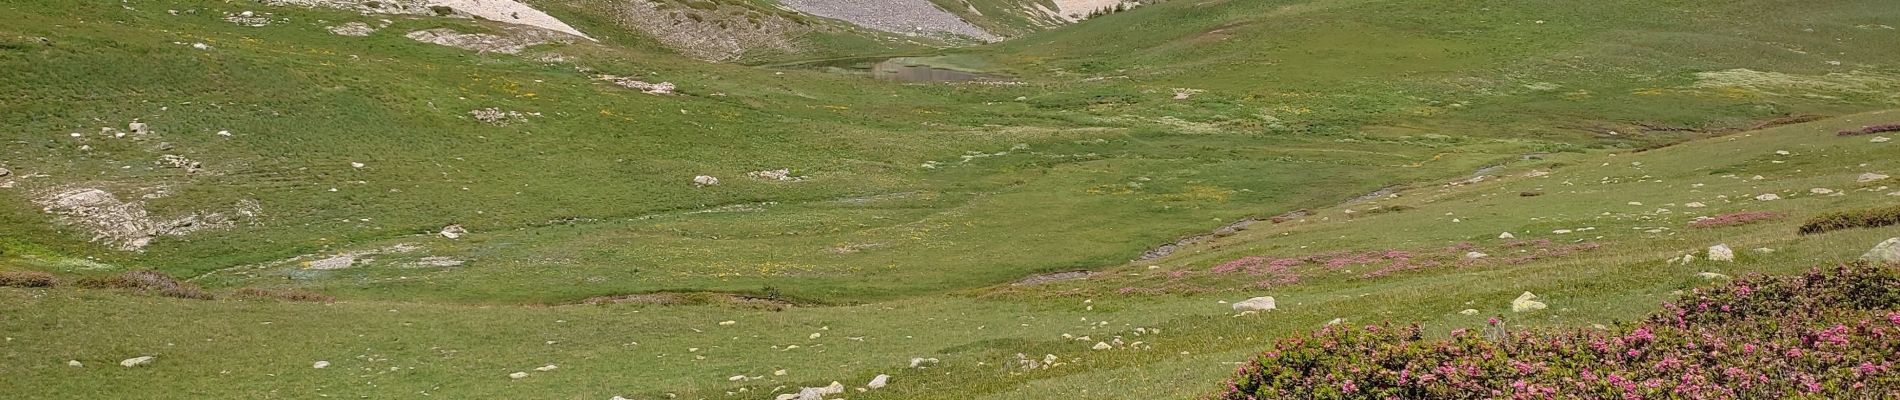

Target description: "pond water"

left=868, top=57, right=1008, bottom=83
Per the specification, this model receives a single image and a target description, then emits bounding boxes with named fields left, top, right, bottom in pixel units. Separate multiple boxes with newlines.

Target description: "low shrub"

left=0, top=270, right=57, bottom=287
left=234, top=287, right=335, bottom=303
left=1799, top=205, right=1900, bottom=235
left=1687, top=211, right=1785, bottom=229
left=1214, top=263, right=1900, bottom=399
left=77, top=270, right=213, bottom=300
left=1837, top=123, right=1900, bottom=136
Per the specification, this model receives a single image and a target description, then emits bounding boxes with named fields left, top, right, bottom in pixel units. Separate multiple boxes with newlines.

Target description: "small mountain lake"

left=778, top=56, right=1011, bottom=83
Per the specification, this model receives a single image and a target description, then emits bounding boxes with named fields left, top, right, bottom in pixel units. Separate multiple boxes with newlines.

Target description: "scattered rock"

left=405, top=27, right=569, bottom=54
left=866, top=374, right=889, bottom=389
left=1863, top=237, right=1900, bottom=263
left=468, top=108, right=528, bottom=125
left=1511, top=292, right=1547, bottom=313
left=1230, top=296, right=1276, bottom=312
left=0, top=168, right=10, bottom=177
left=1755, top=193, right=1781, bottom=201
left=120, top=356, right=155, bottom=367
left=1810, top=188, right=1836, bottom=195
left=304, top=254, right=357, bottom=270
left=1874, top=136, right=1892, bottom=143
left=128, top=120, right=150, bottom=135
left=1091, top=341, right=1112, bottom=350
left=1859, top=173, right=1890, bottom=183
left=508, top=371, right=529, bottom=379
left=535, top=364, right=558, bottom=372
left=1685, top=202, right=1707, bottom=208
left=1498, top=232, right=1515, bottom=239
left=405, top=256, right=465, bottom=268
left=718, top=320, right=736, bottom=326
left=1707, top=244, right=1734, bottom=262
left=692, top=175, right=720, bottom=187
left=1458, top=309, right=1479, bottom=315
left=67, top=360, right=83, bottom=367
left=1171, top=88, right=1204, bottom=100
left=35, top=187, right=260, bottom=251
left=327, top=21, right=376, bottom=36
left=1465, top=251, right=1489, bottom=259
left=908, top=357, right=939, bottom=368
left=1696, top=272, right=1731, bottom=280
left=313, top=360, right=330, bottom=369
left=439, top=224, right=468, bottom=239
left=746, top=169, right=805, bottom=182
left=596, top=75, right=677, bottom=95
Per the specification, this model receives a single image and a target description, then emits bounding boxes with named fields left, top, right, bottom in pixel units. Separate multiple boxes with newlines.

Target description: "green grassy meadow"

left=2, top=0, right=1898, bottom=398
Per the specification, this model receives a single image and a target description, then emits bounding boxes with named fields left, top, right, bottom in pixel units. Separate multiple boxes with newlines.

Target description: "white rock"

left=692, top=175, right=720, bottom=187
left=1465, top=251, right=1489, bottom=259
left=1810, top=188, right=1835, bottom=195
left=728, top=375, right=746, bottom=381
left=508, top=371, right=529, bottom=379
left=1755, top=193, right=1781, bottom=201
left=191, top=42, right=210, bottom=50
left=908, top=357, right=939, bottom=368
left=120, top=356, right=154, bottom=367
left=866, top=374, right=890, bottom=389
left=351, top=162, right=365, bottom=169
left=1324, top=318, right=1345, bottom=326
left=1092, top=342, right=1112, bottom=350
left=1775, top=150, right=1791, bottom=155
left=1863, top=237, right=1900, bottom=263
left=1685, top=202, right=1706, bottom=208
left=1627, top=201, right=1643, bottom=206
left=775, top=395, right=799, bottom=400
left=1498, top=232, right=1515, bottom=239
left=1707, top=244, right=1734, bottom=262
left=809, top=332, right=822, bottom=340
left=216, top=130, right=232, bottom=137
left=67, top=360, right=83, bottom=367
left=1552, top=229, right=1573, bottom=234
left=1511, top=292, right=1547, bottom=312
left=1458, top=309, right=1479, bottom=315
left=1859, top=173, right=1890, bottom=183
left=1230, top=296, right=1276, bottom=312
left=313, top=360, right=330, bottom=369
left=439, top=224, right=468, bottom=239
left=1754, top=247, right=1775, bottom=254
left=718, top=320, right=736, bottom=326
left=1696, top=272, right=1730, bottom=280
left=535, top=364, right=558, bottom=372
left=1873, top=136, right=1892, bottom=143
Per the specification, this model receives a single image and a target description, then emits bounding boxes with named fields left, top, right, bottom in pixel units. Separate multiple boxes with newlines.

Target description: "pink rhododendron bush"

left=1215, top=263, right=1900, bottom=399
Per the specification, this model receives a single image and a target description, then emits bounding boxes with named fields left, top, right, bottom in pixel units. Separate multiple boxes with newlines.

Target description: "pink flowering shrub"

left=1214, top=263, right=1900, bottom=399
left=1688, top=211, right=1786, bottom=229
left=1838, top=123, right=1900, bottom=136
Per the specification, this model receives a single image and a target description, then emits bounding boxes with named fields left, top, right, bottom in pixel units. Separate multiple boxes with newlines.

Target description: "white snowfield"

left=430, top=0, right=594, bottom=41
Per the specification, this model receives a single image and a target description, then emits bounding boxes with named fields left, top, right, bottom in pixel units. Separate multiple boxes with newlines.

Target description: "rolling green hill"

left=2, top=0, right=1897, bottom=398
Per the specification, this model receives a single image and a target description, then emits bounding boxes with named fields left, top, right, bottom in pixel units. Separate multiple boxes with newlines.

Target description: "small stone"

left=1092, top=342, right=1112, bottom=350
left=728, top=375, right=746, bottom=381
left=313, top=360, right=330, bottom=369
left=718, top=320, right=736, bottom=326
left=439, top=224, right=468, bottom=239
left=1552, top=229, right=1573, bottom=234
left=1696, top=272, right=1731, bottom=280
left=508, top=371, right=529, bottom=379
left=1859, top=173, right=1890, bottom=183
left=216, top=130, right=232, bottom=137
left=1810, top=188, right=1835, bottom=195
left=1230, top=296, right=1276, bottom=312
left=1325, top=318, right=1345, bottom=326
left=120, top=356, right=155, bottom=367
left=1707, top=244, right=1734, bottom=262
left=809, top=332, right=822, bottom=340
left=866, top=374, right=890, bottom=389
left=351, top=162, right=365, bottom=169
left=1873, top=136, right=1892, bottom=143
left=908, top=357, right=939, bottom=368
left=1465, top=251, right=1488, bottom=259
left=1753, top=247, right=1775, bottom=254
left=1684, top=202, right=1706, bottom=208
left=67, top=360, right=83, bottom=367
left=1775, top=150, right=1790, bottom=155
left=692, top=175, right=720, bottom=187
left=1458, top=309, right=1479, bottom=315
left=1755, top=193, right=1781, bottom=201
left=1511, top=292, right=1547, bottom=313
left=534, top=364, right=557, bottom=372
left=1498, top=232, right=1515, bottom=239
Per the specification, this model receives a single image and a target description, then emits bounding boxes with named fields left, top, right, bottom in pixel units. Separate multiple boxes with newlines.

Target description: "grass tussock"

left=1798, top=205, right=1900, bottom=235
left=78, top=270, right=214, bottom=300
left=234, top=287, right=336, bottom=303
left=0, top=270, right=57, bottom=287
left=1215, top=263, right=1900, bottom=399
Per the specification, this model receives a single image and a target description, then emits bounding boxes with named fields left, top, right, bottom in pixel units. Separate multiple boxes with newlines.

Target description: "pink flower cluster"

left=1838, top=123, right=1900, bottom=136
left=1215, top=263, right=1900, bottom=399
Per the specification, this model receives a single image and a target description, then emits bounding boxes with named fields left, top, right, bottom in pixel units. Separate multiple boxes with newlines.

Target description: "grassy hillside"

left=2, top=0, right=1897, bottom=399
